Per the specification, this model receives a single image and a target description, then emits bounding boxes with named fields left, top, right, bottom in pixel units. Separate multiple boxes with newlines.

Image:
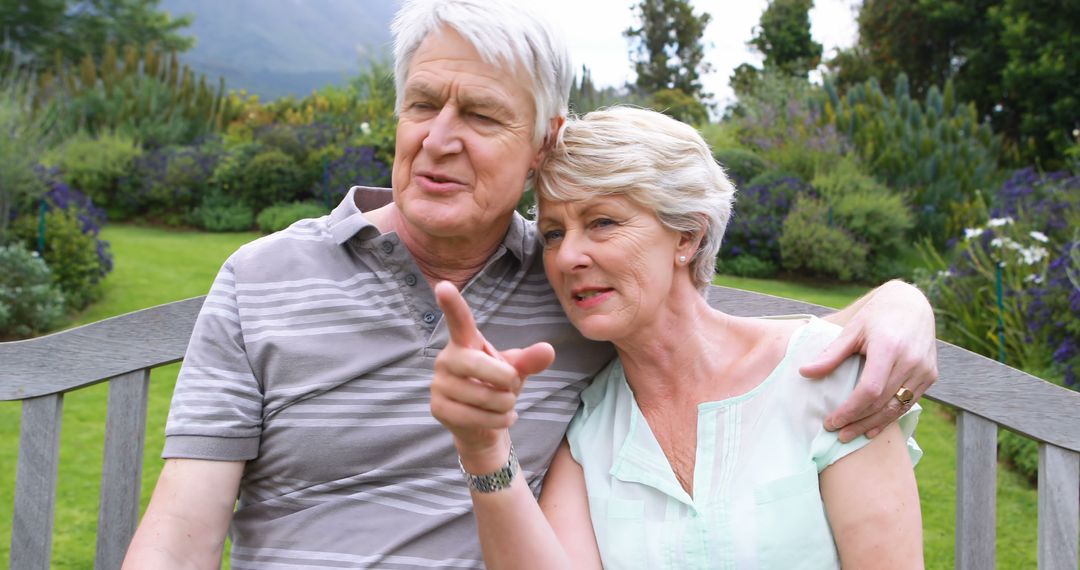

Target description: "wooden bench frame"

left=3, top=288, right=1079, bottom=569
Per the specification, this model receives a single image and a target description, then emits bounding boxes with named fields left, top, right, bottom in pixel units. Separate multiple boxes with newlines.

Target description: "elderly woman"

left=432, top=107, right=923, bottom=569
left=126, top=0, right=934, bottom=567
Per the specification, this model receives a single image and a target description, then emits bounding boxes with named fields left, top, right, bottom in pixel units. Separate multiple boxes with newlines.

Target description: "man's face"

left=392, top=27, right=541, bottom=244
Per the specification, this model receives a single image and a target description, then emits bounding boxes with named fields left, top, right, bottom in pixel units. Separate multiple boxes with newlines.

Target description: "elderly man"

left=123, top=1, right=937, bottom=568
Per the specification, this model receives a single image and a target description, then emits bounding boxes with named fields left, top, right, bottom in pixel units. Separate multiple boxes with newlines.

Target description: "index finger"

left=434, top=281, right=483, bottom=349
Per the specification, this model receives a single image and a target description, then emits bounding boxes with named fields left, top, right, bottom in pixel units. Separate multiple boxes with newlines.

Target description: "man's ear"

left=531, top=116, right=566, bottom=170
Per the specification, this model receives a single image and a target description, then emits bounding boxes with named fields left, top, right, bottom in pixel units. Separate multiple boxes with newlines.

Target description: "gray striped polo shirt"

left=163, top=187, right=614, bottom=569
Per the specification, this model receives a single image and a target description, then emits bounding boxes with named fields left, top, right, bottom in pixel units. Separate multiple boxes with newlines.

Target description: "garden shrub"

left=254, top=122, right=337, bottom=165
left=917, top=170, right=1080, bottom=388
left=211, top=145, right=312, bottom=209
left=10, top=172, right=112, bottom=311
left=821, top=74, right=1002, bottom=244
left=256, top=201, right=327, bottom=234
left=729, top=72, right=850, bottom=181
left=649, top=88, right=709, bottom=126
left=126, top=139, right=224, bottom=225
left=810, top=157, right=887, bottom=200
left=780, top=196, right=868, bottom=281
left=712, top=148, right=769, bottom=186
left=11, top=208, right=103, bottom=311
left=313, top=146, right=391, bottom=204
left=0, top=243, right=66, bottom=339
left=721, top=171, right=810, bottom=267
left=46, top=130, right=142, bottom=219
left=831, top=191, right=913, bottom=280
left=715, top=254, right=777, bottom=279
left=190, top=190, right=254, bottom=232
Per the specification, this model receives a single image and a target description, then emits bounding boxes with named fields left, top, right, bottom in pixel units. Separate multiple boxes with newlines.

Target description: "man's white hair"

left=391, top=0, right=574, bottom=146
left=535, top=106, right=737, bottom=291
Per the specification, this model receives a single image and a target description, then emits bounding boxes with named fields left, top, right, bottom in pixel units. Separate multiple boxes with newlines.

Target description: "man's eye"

left=470, top=112, right=496, bottom=123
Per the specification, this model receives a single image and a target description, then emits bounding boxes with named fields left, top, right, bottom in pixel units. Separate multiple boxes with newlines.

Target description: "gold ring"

left=895, top=387, right=915, bottom=406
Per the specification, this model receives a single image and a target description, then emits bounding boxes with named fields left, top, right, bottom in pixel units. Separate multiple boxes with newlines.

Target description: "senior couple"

left=125, top=0, right=931, bottom=568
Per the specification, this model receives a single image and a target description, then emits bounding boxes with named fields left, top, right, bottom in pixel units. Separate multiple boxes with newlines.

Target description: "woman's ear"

left=676, top=218, right=707, bottom=262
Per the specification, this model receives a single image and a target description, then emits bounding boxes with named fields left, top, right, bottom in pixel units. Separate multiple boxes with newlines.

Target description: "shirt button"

left=380, top=241, right=394, bottom=254
left=404, top=274, right=417, bottom=287
left=422, top=311, right=437, bottom=324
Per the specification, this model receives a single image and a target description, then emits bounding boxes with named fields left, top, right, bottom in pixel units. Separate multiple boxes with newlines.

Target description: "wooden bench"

left=2, top=289, right=1078, bottom=569
left=2, top=184, right=1078, bottom=569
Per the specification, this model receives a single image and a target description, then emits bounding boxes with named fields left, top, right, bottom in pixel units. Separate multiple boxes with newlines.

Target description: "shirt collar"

left=327, top=185, right=534, bottom=263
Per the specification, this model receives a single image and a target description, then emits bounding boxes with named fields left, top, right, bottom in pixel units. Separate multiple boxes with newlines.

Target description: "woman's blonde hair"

left=535, top=106, right=736, bottom=290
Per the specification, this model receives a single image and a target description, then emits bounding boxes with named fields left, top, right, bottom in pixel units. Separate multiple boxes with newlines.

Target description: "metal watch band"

left=459, top=444, right=519, bottom=493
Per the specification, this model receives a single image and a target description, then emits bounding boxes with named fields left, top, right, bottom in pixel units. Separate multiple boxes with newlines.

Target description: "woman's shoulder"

left=578, top=358, right=628, bottom=413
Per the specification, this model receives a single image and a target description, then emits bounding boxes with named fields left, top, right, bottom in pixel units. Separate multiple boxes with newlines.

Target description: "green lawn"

left=1, top=225, right=1041, bottom=568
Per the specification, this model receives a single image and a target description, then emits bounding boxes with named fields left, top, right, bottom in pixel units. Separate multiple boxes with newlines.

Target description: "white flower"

left=1029, top=230, right=1049, bottom=243
left=964, top=227, right=984, bottom=240
left=937, top=269, right=952, bottom=279
left=990, top=237, right=1004, bottom=248
left=1020, top=246, right=1049, bottom=265
left=360, top=122, right=372, bottom=135
left=1025, top=273, right=1045, bottom=284
left=30, top=251, right=40, bottom=258
left=988, top=217, right=1014, bottom=227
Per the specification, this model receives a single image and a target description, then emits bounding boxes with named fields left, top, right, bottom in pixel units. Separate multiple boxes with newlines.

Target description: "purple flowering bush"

left=124, top=139, right=224, bottom=225
left=718, top=172, right=809, bottom=277
left=10, top=168, right=113, bottom=310
left=917, top=169, right=1078, bottom=482
left=918, top=169, right=1080, bottom=387
left=311, top=146, right=391, bottom=205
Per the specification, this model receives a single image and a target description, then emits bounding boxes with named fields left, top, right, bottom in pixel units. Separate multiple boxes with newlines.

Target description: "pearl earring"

left=679, top=256, right=687, bottom=263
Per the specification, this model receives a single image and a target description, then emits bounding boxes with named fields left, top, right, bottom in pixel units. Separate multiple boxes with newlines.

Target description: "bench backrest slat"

left=955, top=410, right=998, bottom=569
left=95, top=369, right=151, bottom=570
left=5, top=289, right=1080, bottom=568
left=10, top=394, right=64, bottom=570
left=1037, top=444, right=1079, bottom=570
left=0, top=296, right=202, bottom=400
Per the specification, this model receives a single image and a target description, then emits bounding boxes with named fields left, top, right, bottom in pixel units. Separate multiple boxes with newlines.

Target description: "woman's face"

left=392, top=27, right=542, bottom=244
left=538, top=194, right=684, bottom=342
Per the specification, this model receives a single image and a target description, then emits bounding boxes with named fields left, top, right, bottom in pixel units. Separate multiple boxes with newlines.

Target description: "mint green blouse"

left=566, top=317, right=922, bottom=569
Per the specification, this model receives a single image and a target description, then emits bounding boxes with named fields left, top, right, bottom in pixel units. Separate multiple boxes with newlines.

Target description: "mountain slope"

left=160, top=0, right=396, bottom=99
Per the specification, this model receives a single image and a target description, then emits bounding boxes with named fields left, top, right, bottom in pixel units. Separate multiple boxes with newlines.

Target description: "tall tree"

left=749, top=0, right=822, bottom=78
left=624, top=0, right=712, bottom=99
left=0, top=0, right=194, bottom=69
left=829, top=0, right=1078, bottom=167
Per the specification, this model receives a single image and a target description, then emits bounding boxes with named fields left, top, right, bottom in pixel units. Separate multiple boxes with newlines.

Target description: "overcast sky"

left=530, top=0, right=860, bottom=108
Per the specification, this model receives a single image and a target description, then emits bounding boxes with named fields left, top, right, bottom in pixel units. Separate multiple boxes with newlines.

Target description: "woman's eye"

left=590, top=218, right=617, bottom=229
left=541, top=230, right=564, bottom=244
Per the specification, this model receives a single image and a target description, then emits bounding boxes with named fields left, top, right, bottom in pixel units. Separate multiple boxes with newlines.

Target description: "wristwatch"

left=459, top=444, right=519, bottom=493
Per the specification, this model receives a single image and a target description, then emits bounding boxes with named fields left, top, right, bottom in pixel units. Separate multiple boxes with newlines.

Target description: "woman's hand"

left=805, top=280, right=938, bottom=442
left=431, top=281, right=555, bottom=471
